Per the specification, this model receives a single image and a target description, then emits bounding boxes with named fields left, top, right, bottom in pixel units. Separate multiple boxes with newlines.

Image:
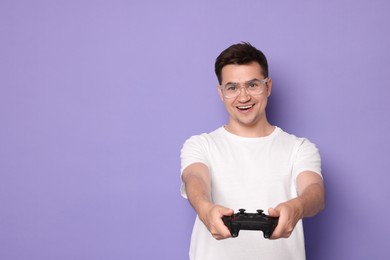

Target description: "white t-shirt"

left=180, top=126, right=322, bottom=260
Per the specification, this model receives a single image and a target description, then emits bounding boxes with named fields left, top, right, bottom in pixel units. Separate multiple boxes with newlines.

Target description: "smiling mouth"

left=237, top=104, right=254, bottom=110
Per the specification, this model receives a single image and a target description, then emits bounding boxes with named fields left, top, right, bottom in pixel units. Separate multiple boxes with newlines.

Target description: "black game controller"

left=222, top=209, right=279, bottom=238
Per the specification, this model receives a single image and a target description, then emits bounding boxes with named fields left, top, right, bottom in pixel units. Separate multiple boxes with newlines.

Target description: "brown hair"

left=215, top=42, right=268, bottom=85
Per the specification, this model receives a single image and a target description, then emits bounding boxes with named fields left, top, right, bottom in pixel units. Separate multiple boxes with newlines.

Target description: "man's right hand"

left=198, top=202, right=234, bottom=240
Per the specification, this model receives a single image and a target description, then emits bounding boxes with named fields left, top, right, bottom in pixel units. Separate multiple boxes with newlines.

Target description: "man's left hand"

left=268, top=198, right=304, bottom=239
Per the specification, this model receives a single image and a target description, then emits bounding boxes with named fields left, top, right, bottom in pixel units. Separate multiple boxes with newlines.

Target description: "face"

left=217, top=62, right=272, bottom=131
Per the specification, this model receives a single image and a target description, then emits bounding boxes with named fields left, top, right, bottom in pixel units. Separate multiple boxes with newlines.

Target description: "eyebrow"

left=224, top=78, right=262, bottom=86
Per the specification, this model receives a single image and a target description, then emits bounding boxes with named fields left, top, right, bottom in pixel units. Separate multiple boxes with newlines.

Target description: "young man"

left=180, top=42, right=325, bottom=260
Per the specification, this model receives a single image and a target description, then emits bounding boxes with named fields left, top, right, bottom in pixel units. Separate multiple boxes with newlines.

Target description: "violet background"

left=1, top=0, right=389, bottom=259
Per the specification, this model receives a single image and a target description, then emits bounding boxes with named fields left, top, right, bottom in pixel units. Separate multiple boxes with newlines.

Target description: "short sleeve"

left=292, top=138, right=322, bottom=181
left=180, top=135, right=210, bottom=198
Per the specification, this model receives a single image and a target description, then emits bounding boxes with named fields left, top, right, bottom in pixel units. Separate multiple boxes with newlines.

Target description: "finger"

left=211, top=226, right=231, bottom=240
left=213, top=234, right=228, bottom=240
left=216, top=218, right=232, bottom=238
left=270, top=224, right=283, bottom=239
left=219, top=207, right=234, bottom=217
left=270, top=209, right=293, bottom=239
left=268, top=207, right=279, bottom=217
left=269, top=207, right=283, bottom=239
left=209, top=208, right=233, bottom=240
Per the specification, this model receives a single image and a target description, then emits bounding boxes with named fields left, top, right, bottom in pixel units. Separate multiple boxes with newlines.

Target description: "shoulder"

left=275, top=128, right=319, bottom=154
left=277, top=128, right=316, bottom=144
left=183, top=127, right=224, bottom=146
left=180, top=128, right=224, bottom=171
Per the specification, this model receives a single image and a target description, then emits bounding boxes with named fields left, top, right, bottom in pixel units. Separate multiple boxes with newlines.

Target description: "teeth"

left=238, top=105, right=253, bottom=110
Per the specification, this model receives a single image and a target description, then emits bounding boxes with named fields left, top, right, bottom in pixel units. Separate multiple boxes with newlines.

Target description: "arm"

left=182, top=163, right=234, bottom=240
left=269, top=171, right=325, bottom=239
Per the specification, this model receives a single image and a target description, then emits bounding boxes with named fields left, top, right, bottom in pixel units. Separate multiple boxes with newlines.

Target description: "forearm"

left=297, top=182, right=325, bottom=218
left=184, top=173, right=213, bottom=215
left=290, top=182, right=325, bottom=219
left=182, top=163, right=233, bottom=239
left=182, top=163, right=213, bottom=216
left=269, top=174, right=325, bottom=239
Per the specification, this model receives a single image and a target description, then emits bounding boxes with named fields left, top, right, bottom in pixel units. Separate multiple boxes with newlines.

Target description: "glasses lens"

left=247, top=84, right=264, bottom=95
left=223, top=84, right=238, bottom=98
left=222, top=79, right=267, bottom=98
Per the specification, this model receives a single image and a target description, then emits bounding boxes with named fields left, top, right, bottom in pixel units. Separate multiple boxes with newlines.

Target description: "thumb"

left=268, top=207, right=279, bottom=217
left=221, top=207, right=234, bottom=217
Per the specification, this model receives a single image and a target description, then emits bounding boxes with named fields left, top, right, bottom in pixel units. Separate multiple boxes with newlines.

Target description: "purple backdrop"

left=1, top=1, right=389, bottom=259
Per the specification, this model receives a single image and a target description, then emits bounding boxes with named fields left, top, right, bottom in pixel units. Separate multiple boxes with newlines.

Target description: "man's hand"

left=268, top=199, right=303, bottom=239
left=182, top=163, right=234, bottom=240
left=198, top=202, right=234, bottom=240
left=269, top=171, right=325, bottom=239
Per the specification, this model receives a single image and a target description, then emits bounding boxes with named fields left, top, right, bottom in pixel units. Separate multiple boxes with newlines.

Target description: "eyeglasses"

left=220, top=78, right=268, bottom=99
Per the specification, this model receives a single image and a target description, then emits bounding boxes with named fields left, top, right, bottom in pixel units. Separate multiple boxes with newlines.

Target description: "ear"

left=266, top=77, right=272, bottom=97
left=217, top=85, right=224, bottom=101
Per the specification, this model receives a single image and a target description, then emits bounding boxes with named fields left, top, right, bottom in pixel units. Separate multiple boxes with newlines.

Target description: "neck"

left=224, top=120, right=275, bottom=138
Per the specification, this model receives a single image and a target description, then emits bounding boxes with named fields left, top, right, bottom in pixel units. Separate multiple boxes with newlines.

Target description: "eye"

left=226, top=85, right=237, bottom=91
left=248, top=83, right=258, bottom=88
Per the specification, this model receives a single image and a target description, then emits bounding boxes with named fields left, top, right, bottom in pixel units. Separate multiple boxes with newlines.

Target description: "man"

left=180, top=42, right=325, bottom=260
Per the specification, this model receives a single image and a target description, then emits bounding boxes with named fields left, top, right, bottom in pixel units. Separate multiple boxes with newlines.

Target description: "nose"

left=237, top=87, right=251, bottom=101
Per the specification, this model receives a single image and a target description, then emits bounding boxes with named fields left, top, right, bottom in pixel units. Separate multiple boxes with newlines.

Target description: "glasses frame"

left=220, top=78, right=269, bottom=99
